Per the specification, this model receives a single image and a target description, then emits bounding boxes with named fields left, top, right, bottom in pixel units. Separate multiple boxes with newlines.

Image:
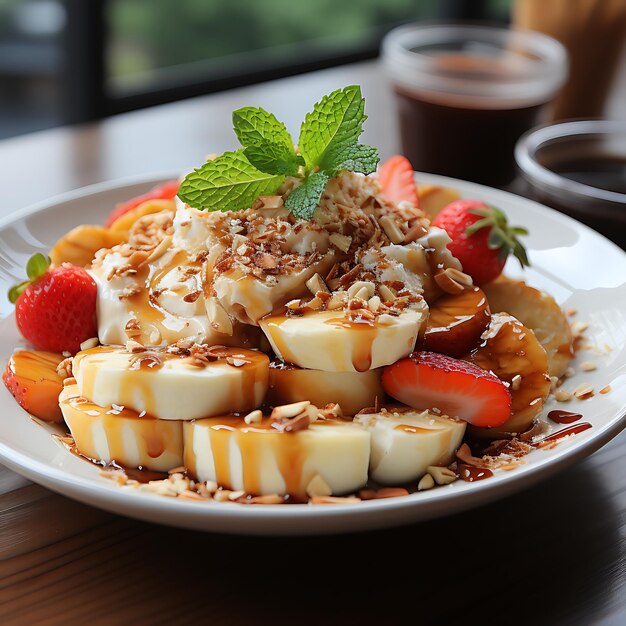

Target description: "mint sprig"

left=285, top=171, right=330, bottom=220
left=177, top=150, right=285, bottom=212
left=177, top=85, right=379, bottom=219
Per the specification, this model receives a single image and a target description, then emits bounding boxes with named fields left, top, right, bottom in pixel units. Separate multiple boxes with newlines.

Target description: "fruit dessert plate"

left=1, top=86, right=625, bottom=535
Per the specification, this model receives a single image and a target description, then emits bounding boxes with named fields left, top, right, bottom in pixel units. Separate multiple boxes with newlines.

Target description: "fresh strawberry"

left=9, top=253, right=97, bottom=354
left=377, top=155, right=419, bottom=206
left=432, top=200, right=529, bottom=285
left=104, top=179, right=179, bottom=227
left=3, top=350, right=65, bottom=422
left=382, top=351, right=512, bottom=428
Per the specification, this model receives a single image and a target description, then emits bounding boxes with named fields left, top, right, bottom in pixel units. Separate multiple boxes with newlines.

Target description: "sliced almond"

left=418, top=473, right=435, bottom=491
left=305, top=273, right=329, bottom=295
left=271, top=400, right=311, bottom=420
left=378, top=215, right=404, bottom=244
left=244, top=409, right=263, bottom=425
left=434, top=268, right=473, bottom=295
left=204, top=296, right=234, bottom=336
left=347, top=281, right=376, bottom=299
left=329, top=233, right=352, bottom=253
left=327, top=290, right=347, bottom=310
left=427, top=465, right=457, bottom=485
left=80, top=337, right=99, bottom=351
left=378, top=284, right=396, bottom=302
left=368, top=295, right=381, bottom=313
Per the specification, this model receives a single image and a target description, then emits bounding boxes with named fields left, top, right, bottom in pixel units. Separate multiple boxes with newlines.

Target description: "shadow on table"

left=138, top=460, right=623, bottom=626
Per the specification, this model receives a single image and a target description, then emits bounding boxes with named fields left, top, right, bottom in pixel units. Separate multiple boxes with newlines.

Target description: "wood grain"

left=1, top=61, right=626, bottom=625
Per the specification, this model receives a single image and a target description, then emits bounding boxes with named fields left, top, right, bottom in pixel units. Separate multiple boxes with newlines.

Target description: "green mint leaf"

left=243, top=142, right=300, bottom=176
left=233, top=107, right=299, bottom=175
left=177, top=150, right=285, bottom=212
left=323, top=143, right=379, bottom=176
left=8, top=280, right=29, bottom=304
left=26, top=253, right=50, bottom=281
left=298, top=85, right=366, bottom=171
left=285, top=171, right=330, bottom=220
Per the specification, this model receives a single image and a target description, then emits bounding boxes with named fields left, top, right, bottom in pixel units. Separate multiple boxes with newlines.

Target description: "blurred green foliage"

left=107, top=0, right=439, bottom=83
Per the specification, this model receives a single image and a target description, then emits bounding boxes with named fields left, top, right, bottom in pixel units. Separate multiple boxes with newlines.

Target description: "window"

left=0, top=0, right=513, bottom=140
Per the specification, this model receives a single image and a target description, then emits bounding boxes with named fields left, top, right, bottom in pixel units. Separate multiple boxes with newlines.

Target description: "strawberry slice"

left=104, top=179, right=180, bottom=227
left=382, top=351, right=512, bottom=428
left=377, top=155, right=419, bottom=206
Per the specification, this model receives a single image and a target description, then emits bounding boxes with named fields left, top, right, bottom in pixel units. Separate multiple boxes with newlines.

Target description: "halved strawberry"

left=104, top=179, right=179, bottom=227
left=377, top=155, right=419, bottom=206
left=382, top=351, right=512, bottom=428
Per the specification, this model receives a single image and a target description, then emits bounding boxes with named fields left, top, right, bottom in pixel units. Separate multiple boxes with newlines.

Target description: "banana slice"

left=354, top=408, right=466, bottom=485
left=72, top=345, right=269, bottom=421
left=60, top=383, right=183, bottom=472
left=260, top=306, right=428, bottom=372
left=267, top=361, right=384, bottom=416
left=109, top=199, right=176, bottom=232
left=467, top=312, right=551, bottom=437
left=50, top=225, right=128, bottom=267
left=417, top=185, right=461, bottom=221
left=184, top=416, right=370, bottom=499
left=483, top=277, right=574, bottom=378
left=422, top=287, right=491, bottom=357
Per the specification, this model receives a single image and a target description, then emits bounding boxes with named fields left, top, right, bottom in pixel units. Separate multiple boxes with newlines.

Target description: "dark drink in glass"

left=515, top=120, right=626, bottom=248
left=382, top=25, right=568, bottom=187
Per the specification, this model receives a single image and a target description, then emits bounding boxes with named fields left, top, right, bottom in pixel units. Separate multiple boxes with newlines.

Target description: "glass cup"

left=382, top=23, right=568, bottom=187
left=515, top=120, right=626, bottom=248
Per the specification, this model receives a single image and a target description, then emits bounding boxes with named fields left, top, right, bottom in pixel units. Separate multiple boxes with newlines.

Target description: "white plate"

left=1, top=172, right=625, bottom=535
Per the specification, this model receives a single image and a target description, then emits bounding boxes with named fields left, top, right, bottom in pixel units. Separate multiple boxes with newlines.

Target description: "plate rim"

left=1, top=170, right=625, bottom=533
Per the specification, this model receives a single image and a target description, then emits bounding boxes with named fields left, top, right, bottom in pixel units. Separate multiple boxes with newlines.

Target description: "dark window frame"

left=60, top=0, right=493, bottom=125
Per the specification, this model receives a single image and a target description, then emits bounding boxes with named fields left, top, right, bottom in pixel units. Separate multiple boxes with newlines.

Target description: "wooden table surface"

left=1, top=61, right=626, bottom=626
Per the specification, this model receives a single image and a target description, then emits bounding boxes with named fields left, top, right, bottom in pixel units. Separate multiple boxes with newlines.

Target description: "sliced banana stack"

left=60, top=383, right=183, bottom=472
left=260, top=306, right=427, bottom=372
left=267, top=361, right=384, bottom=416
left=184, top=406, right=371, bottom=499
left=354, top=408, right=466, bottom=485
left=72, top=345, right=269, bottom=421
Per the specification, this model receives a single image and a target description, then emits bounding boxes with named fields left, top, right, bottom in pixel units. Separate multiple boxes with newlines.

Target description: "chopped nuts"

left=378, top=215, right=404, bottom=244
left=329, top=233, right=352, bottom=253
left=80, top=337, right=99, bottom=351
left=377, top=313, right=397, bottom=325
left=306, top=474, right=332, bottom=498
left=271, top=401, right=311, bottom=420
left=327, top=290, right=347, bottom=310
left=368, top=295, right=381, bottom=312
left=244, top=409, right=263, bottom=425
left=418, top=473, right=435, bottom=491
left=427, top=465, right=457, bottom=485
left=347, top=281, right=375, bottom=300
left=511, top=374, right=522, bottom=391
left=228, top=490, right=246, bottom=501
left=378, top=284, right=396, bottom=302
left=56, top=357, right=73, bottom=379
left=204, top=296, right=234, bottom=336
left=125, top=339, right=145, bottom=353
left=434, top=268, right=473, bottom=295
left=573, top=383, right=594, bottom=400
left=554, top=389, right=573, bottom=402
left=305, top=273, right=329, bottom=295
